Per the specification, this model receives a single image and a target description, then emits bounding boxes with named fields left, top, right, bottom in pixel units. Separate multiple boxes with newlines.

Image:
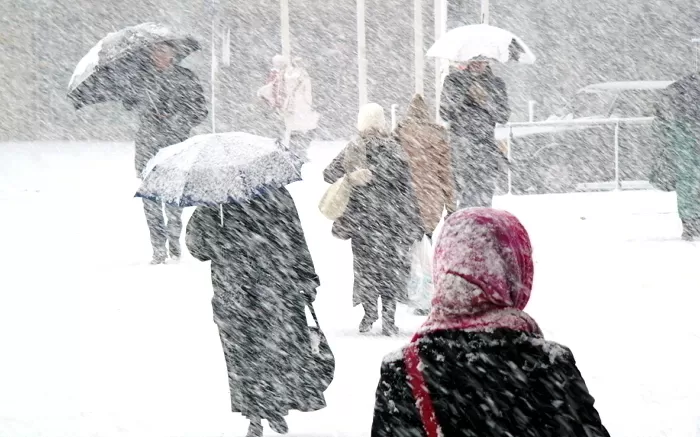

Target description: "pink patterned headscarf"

left=417, top=208, right=541, bottom=336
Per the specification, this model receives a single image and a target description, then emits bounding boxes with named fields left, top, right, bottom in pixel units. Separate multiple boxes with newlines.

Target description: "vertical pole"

left=281, top=0, right=291, bottom=59
left=481, top=0, right=490, bottom=24
left=507, top=125, right=513, bottom=195
left=211, top=19, right=216, bottom=134
left=434, top=0, right=443, bottom=122
left=391, top=103, right=398, bottom=131
left=358, top=0, right=368, bottom=108
left=528, top=100, right=535, bottom=122
left=414, top=0, right=424, bottom=95
left=614, top=122, right=620, bottom=190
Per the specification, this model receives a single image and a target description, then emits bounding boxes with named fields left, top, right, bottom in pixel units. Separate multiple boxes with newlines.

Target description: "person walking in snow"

left=440, top=58, right=510, bottom=209
left=396, top=94, right=456, bottom=236
left=258, top=55, right=319, bottom=158
left=185, top=187, right=325, bottom=437
left=125, top=42, right=208, bottom=264
left=651, top=73, right=700, bottom=241
left=371, top=208, right=610, bottom=437
left=396, top=94, right=456, bottom=316
left=324, top=103, right=423, bottom=336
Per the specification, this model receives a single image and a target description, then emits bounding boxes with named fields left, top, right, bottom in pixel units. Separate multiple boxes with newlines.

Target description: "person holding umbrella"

left=137, top=132, right=331, bottom=437
left=68, top=23, right=208, bottom=264
left=127, top=42, right=208, bottom=263
left=428, top=24, right=535, bottom=208
left=440, top=56, right=510, bottom=209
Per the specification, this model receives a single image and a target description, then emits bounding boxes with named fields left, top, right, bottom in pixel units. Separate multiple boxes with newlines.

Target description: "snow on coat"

left=324, top=110, right=423, bottom=306
left=396, top=94, right=456, bottom=234
left=371, top=209, right=609, bottom=437
left=185, top=187, right=325, bottom=419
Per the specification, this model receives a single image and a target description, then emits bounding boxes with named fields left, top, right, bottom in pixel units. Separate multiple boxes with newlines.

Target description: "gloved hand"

left=301, top=288, right=317, bottom=304
left=347, top=168, right=373, bottom=187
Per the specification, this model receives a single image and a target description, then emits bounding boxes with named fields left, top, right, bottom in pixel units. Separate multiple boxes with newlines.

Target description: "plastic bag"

left=407, top=236, right=434, bottom=311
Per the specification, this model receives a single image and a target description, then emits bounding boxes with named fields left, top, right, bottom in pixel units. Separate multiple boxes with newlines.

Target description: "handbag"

left=318, top=175, right=352, bottom=220
left=306, top=302, right=335, bottom=392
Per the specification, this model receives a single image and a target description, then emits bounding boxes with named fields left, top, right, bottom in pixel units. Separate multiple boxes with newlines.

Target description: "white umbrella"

left=136, top=132, right=302, bottom=208
left=427, top=24, right=535, bottom=64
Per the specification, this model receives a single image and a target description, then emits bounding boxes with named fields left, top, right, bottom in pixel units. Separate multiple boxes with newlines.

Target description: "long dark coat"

left=185, top=187, right=325, bottom=419
left=127, top=64, right=208, bottom=175
left=324, top=133, right=423, bottom=306
left=440, top=68, right=510, bottom=208
left=652, top=73, right=700, bottom=220
left=372, top=329, right=610, bottom=437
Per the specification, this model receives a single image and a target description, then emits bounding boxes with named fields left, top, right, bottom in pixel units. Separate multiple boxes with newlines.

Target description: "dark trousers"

left=363, top=297, right=397, bottom=327
left=142, top=199, right=183, bottom=254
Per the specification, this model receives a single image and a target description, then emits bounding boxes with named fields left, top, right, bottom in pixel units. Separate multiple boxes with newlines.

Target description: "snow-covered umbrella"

left=68, top=22, right=200, bottom=110
left=135, top=132, right=302, bottom=210
left=427, top=24, right=535, bottom=64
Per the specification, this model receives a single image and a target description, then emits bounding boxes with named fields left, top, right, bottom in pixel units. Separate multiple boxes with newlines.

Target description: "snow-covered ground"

left=0, top=141, right=699, bottom=437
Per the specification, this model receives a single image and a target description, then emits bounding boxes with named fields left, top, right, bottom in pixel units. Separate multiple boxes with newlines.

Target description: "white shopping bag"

left=407, top=235, right=434, bottom=311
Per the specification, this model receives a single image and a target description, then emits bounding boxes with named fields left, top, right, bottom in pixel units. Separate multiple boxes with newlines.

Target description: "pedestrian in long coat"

left=372, top=208, right=610, bottom=437
left=324, top=103, right=423, bottom=336
left=652, top=73, right=700, bottom=240
left=186, top=187, right=325, bottom=437
left=396, top=93, right=456, bottom=235
left=440, top=59, right=510, bottom=208
left=126, top=42, right=208, bottom=263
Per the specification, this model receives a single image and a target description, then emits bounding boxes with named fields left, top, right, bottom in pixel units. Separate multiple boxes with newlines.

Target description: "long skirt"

left=213, top=278, right=326, bottom=419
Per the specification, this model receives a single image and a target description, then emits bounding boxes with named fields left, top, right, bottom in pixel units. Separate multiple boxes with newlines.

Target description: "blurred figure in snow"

left=125, top=42, right=208, bottom=264
left=186, top=187, right=325, bottom=437
left=371, top=208, right=609, bottom=437
left=324, top=103, right=422, bottom=335
left=396, top=94, right=456, bottom=316
left=440, top=57, right=510, bottom=209
left=651, top=73, right=700, bottom=241
left=396, top=94, right=456, bottom=236
left=258, top=55, right=319, bottom=158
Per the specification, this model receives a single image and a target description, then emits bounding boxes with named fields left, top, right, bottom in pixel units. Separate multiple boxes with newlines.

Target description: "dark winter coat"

left=372, top=329, right=610, bottom=437
left=440, top=67, right=510, bottom=140
left=396, top=95, right=456, bottom=233
left=440, top=68, right=510, bottom=208
left=652, top=73, right=700, bottom=220
left=324, top=133, right=423, bottom=306
left=185, top=187, right=325, bottom=419
left=127, top=64, right=208, bottom=175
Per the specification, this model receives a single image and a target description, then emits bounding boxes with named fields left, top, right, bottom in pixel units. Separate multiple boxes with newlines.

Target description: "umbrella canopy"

left=135, top=132, right=303, bottom=207
left=68, top=22, right=200, bottom=110
left=427, top=24, right=535, bottom=64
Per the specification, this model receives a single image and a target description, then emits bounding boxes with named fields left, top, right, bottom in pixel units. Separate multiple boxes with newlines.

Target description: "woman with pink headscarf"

left=371, top=208, right=609, bottom=437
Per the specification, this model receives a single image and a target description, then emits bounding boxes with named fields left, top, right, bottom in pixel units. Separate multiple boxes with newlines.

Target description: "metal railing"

left=503, top=116, right=655, bottom=194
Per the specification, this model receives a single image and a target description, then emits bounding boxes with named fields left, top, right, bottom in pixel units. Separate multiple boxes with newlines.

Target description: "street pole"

left=358, top=0, right=368, bottom=108
left=211, top=18, right=217, bottom=133
left=414, top=0, right=424, bottom=95
left=281, top=0, right=291, bottom=59
left=434, top=0, right=443, bottom=121
left=481, top=0, right=490, bottom=24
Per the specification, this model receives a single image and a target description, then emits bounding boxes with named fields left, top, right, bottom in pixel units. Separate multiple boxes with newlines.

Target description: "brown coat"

left=396, top=95, right=456, bottom=233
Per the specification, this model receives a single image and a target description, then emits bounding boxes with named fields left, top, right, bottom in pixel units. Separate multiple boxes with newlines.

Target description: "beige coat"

left=395, top=94, right=456, bottom=233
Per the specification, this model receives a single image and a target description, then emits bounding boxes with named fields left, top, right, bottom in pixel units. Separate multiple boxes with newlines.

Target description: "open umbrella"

left=427, top=24, right=535, bottom=64
left=135, top=132, right=302, bottom=208
left=68, top=22, right=200, bottom=110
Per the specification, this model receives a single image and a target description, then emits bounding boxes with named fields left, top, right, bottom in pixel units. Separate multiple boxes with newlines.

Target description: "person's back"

left=371, top=208, right=609, bottom=437
left=396, top=94, right=456, bottom=233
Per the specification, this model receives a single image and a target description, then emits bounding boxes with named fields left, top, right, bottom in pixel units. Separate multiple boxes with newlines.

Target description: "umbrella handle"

left=219, top=204, right=224, bottom=227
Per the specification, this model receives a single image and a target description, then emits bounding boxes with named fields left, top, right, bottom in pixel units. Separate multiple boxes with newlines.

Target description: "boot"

left=168, top=240, right=181, bottom=260
left=246, top=418, right=263, bottom=437
left=681, top=219, right=697, bottom=241
left=382, top=323, right=399, bottom=337
left=413, top=308, right=430, bottom=316
left=359, top=315, right=374, bottom=333
left=150, top=247, right=167, bottom=265
left=268, top=415, right=289, bottom=435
